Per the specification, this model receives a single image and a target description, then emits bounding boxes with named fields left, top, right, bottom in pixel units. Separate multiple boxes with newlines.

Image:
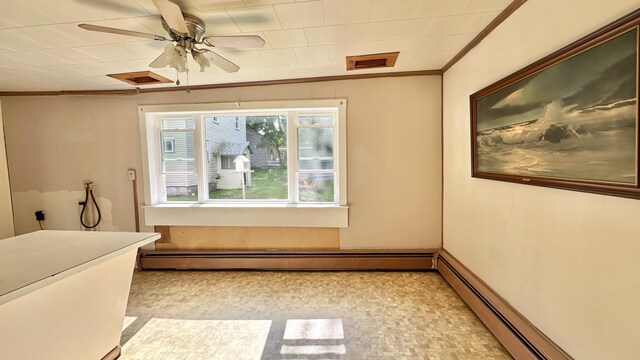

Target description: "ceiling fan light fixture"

left=192, top=51, right=210, bottom=72
left=164, top=44, right=188, bottom=73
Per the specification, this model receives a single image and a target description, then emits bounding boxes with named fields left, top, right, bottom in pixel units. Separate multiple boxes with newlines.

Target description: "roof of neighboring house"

left=212, top=141, right=253, bottom=155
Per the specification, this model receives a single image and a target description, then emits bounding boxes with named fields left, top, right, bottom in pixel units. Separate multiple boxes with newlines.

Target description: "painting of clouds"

left=475, top=27, right=638, bottom=185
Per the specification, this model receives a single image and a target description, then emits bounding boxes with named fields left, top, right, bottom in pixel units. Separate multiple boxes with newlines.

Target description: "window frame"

left=138, top=99, right=348, bottom=228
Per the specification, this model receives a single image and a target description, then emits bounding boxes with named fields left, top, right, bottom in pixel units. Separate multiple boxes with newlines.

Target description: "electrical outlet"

left=128, top=169, right=136, bottom=181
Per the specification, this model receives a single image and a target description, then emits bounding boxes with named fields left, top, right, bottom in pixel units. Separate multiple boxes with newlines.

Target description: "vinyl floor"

left=120, top=271, right=512, bottom=360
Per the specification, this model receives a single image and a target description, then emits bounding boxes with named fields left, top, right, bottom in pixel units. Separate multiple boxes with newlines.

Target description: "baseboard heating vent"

left=346, top=52, right=399, bottom=71
left=436, top=251, right=573, bottom=360
left=107, top=71, right=172, bottom=86
left=139, top=249, right=436, bottom=271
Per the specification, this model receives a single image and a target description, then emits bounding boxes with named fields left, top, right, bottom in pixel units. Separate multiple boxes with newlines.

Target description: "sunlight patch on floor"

left=281, top=344, right=347, bottom=355
left=283, top=319, right=344, bottom=340
left=281, top=318, right=346, bottom=357
left=120, top=318, right=271, bottom=360
left=121, top=316, right=137, bottom=331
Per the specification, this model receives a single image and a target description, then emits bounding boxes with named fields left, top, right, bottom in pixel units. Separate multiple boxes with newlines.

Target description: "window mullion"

left=195, top=116, right=207, bottom=203
left=287, top=111, right=298, bottom=203
left=155, top=117, right=167, bottom=203
left=332, top=111, right=339, bottom=203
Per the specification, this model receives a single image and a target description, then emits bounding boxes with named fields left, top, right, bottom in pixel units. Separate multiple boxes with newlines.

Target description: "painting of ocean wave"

left=474, top=27, right=638, bottom=185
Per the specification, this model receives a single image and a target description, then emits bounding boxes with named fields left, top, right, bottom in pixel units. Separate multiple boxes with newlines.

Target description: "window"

left=296, top=115, right=335, bottom=202
left=220, top=156, right=235, bottom=169
left=164, top=138, right=175, bottom=153
left=159, top=118, right=197, bottom=201
left=139, top=100, right=347, bottom=227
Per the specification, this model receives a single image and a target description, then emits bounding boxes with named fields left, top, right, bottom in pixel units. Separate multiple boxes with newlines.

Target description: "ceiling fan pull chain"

left=186, top=65, right=190, bottom=93
left=175, top=69, right=180, bottom=86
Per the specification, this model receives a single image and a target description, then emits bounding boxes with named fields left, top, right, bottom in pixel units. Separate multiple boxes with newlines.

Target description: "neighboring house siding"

left=163, top=129, right=197, bottom=189
left=165, top=116, right=250, bottom=193
left=205, top=118, right=218, bottom=189
left=164, top=174, right=197, bottom=195
left=246, top=125, right=269, bottom=168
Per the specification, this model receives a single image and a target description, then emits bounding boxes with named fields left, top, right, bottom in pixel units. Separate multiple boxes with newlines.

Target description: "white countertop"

left=0, top=230, right=160, bottom=306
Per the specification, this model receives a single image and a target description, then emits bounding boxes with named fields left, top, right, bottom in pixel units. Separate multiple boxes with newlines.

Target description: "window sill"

left=143, top=203, right=349, bottom=228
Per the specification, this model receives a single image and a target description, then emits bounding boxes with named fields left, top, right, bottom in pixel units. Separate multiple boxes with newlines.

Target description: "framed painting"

left=471, top=10, right=640, bottom=198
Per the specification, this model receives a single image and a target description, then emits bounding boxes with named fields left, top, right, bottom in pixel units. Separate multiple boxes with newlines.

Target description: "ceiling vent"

left=346, top=52, right=399, bottom=71
left=107, top=71, right=172, bottom=86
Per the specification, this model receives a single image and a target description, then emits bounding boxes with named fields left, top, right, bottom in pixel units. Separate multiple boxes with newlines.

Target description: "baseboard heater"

left=139, top=249, right=436, bottom=270
left=436, top=251, right=572, bottom=360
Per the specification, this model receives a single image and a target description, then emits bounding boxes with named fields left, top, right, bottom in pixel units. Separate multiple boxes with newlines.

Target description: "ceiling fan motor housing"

left=162, top=13, right=205, bottom=43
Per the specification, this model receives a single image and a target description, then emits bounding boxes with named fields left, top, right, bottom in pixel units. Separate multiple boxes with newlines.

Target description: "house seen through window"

left=163, top=138, right=175, bottom=153
left=143, top=101, right=344, bottom=205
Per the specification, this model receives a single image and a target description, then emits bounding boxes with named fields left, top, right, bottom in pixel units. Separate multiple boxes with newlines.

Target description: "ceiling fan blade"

left=149, top=53, right=169, bottom=68
left=203, top=35, right=266, bottom=49
left=78, top=24, right=168, bottom=41
left=152, top=0, right=190, bottom=35
left=201, top=50, right=240, bottom=73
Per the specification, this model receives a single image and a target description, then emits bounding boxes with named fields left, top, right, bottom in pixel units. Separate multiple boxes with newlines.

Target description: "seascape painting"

left=473, top=27, right=638, bottom=186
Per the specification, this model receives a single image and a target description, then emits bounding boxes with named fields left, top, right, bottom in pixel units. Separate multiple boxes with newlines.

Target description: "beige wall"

left=443, top=1, right=640, bottom=359
left=0, top=101, right=14, bottom=239
left=1, top=75, right=442, bottom=249
left=156, top=226, right=340, bottom=250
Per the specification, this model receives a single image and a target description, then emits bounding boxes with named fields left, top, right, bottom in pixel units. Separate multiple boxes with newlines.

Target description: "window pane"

left=165, top=174, right=198, bottom=201
left=161, top=131, right=195, bottom=172
left=162, top=118, right=195, bottom=129
left=298, top=173, right=335, bottom=202
left=205, top=115, right=288, bottom=200
left=298, top=128, right=334, bottom=170
left=297, top=114, right=333, bottom=126
left=161, top=131, right=197, bottom=201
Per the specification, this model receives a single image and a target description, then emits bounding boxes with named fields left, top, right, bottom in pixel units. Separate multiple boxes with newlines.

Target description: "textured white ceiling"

left=0, top=0, right=512, bottom=91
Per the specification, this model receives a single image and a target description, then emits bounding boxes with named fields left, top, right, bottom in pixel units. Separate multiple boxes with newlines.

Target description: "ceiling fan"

left=78, top=0, right=265, bottom=74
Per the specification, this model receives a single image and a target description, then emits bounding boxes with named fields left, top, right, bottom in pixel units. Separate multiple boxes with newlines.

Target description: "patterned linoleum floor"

left=120, top=271, right=512, bottom=360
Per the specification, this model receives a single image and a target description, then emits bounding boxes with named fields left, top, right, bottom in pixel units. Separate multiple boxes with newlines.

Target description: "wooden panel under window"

left=155, top=226, right=340, bottom=250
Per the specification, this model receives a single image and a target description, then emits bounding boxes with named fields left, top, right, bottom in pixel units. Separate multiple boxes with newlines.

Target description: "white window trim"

left=138, top=99, right=348, bottom=228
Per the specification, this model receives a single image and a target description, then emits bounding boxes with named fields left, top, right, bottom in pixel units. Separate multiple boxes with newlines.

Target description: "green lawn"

left=168, top=168, right=334, bottom=202
left=210, top=168, right=288, bottom=200
left=299, top=177, right=334, bottom=202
